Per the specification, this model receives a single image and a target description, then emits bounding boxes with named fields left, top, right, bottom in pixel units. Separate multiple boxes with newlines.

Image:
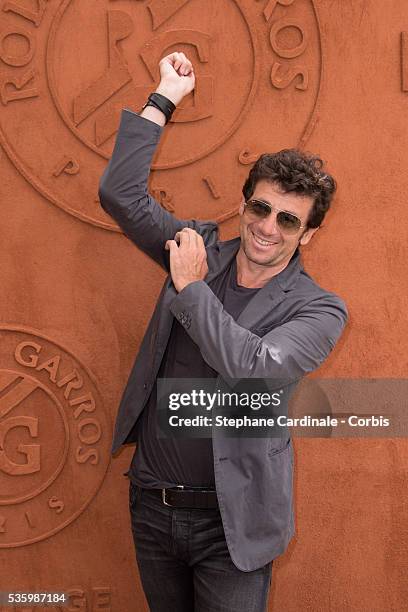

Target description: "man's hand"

left=155, top=52, right=195, bottom=107
left=165, top=228, right=209, bottom=293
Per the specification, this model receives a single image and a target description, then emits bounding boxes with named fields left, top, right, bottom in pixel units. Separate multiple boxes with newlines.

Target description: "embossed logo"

left=0, top=0, right=321, bottom=228
left=0, top=327, right=110, bottom=547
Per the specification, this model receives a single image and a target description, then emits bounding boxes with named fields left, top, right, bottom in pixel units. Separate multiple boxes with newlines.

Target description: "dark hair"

left=242, top=149, right=337, bottom=229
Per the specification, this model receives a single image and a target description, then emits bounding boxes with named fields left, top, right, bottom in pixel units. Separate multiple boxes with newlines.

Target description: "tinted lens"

left=245, top=199, right=271, bottom=217
left=276, top=211, right=301, bottom=234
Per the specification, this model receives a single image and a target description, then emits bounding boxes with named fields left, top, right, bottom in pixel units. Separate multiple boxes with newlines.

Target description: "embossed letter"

left=203, top=176, right=221, bottom=199
left=0, top=416, right=40, bottom=475
left=52, top=156, right=80, bottom=177
left=270, top=18, right=308, bottom=59
left=271, top=61, right=308, bottom=90
left=3, top=0, right=48, bottom=27
left=15, top=341, right=41, bottom=368
left=0, top=68, right=38, bottom=105
left=151, top=188, right=175, bottom=212
left=0, top=28, right=35, bottom=67
left=261, top=0, right=295, bottom=22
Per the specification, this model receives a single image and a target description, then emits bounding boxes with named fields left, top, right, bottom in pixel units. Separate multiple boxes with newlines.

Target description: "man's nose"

left=257, top=210, right=280, bottom=236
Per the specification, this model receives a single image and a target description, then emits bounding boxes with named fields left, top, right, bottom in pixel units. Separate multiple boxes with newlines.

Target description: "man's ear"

left=299, top=226, right=319, bottom=246
left=239, top=197, right=245, bottom=216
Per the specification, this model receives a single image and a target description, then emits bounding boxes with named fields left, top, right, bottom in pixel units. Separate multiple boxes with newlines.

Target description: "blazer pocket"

left=268, top=437, right=291, bottom=457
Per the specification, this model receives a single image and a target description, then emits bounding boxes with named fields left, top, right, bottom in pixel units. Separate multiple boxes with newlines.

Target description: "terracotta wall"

left=0, top=0, right=406, bottom=610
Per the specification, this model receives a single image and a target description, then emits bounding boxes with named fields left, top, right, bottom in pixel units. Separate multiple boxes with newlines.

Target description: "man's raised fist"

left=155, top=52, right=195, bottom=106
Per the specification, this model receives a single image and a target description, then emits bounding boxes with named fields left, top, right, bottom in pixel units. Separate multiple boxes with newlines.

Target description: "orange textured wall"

left=0, top=0, right=407, bottom=610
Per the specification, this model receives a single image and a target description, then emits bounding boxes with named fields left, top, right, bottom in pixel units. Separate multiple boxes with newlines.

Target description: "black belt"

left=144, top=486, right=219, bottom=509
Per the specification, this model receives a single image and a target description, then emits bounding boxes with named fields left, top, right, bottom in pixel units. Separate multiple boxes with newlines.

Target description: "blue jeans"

left=128, top=481, right=273, bottom=612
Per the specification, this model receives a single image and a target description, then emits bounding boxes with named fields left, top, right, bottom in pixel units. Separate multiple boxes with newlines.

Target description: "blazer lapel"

left=205, top=238, right=303, bottom=331
left=237, top=248, right=302, bottom=329
left=204, top=236, right=241, bottom=285
left=236, top=277, right=285, bottom=330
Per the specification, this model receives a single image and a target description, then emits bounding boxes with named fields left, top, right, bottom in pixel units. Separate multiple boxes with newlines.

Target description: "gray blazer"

left=98, top=109, right=348, bottom=572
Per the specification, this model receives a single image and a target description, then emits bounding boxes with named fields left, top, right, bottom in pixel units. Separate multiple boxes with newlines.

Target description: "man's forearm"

left=169, top=280, right=348, bottom=381
left=99, top=110, right=163, bottom=210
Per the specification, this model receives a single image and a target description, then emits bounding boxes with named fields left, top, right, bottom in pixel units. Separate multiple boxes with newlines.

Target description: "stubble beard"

left=242, top=235, right=281, bottom=268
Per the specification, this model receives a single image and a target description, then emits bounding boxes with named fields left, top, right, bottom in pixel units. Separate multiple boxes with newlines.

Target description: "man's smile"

left=250, top=230, right=279, bottom=249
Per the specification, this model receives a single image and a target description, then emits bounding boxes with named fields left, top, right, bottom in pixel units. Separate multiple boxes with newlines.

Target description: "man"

left=98, top=52, right=347, bottom=612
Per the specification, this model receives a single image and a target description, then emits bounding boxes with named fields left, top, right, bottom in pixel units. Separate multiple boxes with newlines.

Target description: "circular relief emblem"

left=0, top=0, right=321, bottom=228
left=0, top=326, right=111, bottom=548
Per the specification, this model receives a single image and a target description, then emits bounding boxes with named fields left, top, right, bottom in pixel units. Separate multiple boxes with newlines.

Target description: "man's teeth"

left=253, top=233, right=274, bottom=246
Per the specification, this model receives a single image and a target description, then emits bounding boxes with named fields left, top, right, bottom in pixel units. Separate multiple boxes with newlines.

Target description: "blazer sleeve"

left=98, top=109, right=219, bottom=272
left=169, top=280, right=348, bottom=383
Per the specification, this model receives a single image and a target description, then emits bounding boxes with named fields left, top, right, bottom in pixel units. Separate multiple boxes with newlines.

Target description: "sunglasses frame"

left=244, top=198, right=305, bottom=234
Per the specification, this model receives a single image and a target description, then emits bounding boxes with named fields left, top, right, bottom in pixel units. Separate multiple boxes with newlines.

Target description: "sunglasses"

left=244, top=198, right=304, bottom=235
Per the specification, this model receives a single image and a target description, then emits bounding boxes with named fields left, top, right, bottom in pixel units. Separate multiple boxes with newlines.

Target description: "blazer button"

left=143, top=383, right=147, bottom=390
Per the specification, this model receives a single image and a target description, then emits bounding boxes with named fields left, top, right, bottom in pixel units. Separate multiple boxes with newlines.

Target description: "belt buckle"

left=162, top=484, right=184, bottom=506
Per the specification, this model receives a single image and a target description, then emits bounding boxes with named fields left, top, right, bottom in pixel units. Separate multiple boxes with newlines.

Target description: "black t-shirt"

left=128, top=257, right=260, bottom=488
